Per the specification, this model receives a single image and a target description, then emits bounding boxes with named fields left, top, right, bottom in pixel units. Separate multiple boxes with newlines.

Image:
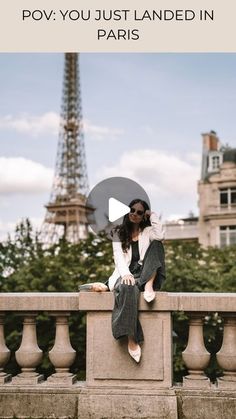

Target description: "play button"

left=108, top=198, right=130, bottom=222
left=86, top=177, right=150, bottom=239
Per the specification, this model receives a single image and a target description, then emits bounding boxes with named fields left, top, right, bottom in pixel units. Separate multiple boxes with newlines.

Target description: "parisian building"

left=165, top=131, right=236, bottom=247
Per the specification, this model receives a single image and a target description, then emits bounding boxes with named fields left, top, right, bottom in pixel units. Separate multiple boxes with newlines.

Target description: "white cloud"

left=0, top=216, right=43, bottom=241
left=98, top=149, right=200, bottom=196
left=30, top=216, right=44, bottom=231
left=83, top=119, right=124, bottom=141
left=0, top=220, right=16, bottom=240
left=0, top=113, right=123, bottom=142
left=96, top=149, right=200, bottom=217
left=0, top=157, right=53, bottom=195
left=141, top=125, right=154, bottom=135
left=0, top=197, right=10, bottom=208
left=0, top=112, right=59, bottom=137
left=185, top=152, right=201, bottom=165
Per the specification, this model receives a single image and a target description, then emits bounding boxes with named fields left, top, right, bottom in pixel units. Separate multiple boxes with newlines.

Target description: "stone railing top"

left=0, top=291, right=236, bottom=313
left=78, top=291, right=236, bottom=313
left=0, top=292, right=79, bottom=311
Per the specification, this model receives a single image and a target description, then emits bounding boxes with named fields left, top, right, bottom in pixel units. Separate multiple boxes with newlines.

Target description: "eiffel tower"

left=41, top=53, right=92, bottom=244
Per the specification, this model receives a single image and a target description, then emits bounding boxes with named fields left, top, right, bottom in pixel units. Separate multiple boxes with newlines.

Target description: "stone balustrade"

left=0, top=293, right=79, bottom=386
left=0, top=292, right=236, bottom=418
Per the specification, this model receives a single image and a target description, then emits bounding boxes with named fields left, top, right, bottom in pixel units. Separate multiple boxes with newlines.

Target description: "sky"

left=0, top=53, right=236, bottom=239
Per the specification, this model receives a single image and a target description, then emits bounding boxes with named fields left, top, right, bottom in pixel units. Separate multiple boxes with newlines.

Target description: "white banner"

left=0, top=0, right=235, bottom=52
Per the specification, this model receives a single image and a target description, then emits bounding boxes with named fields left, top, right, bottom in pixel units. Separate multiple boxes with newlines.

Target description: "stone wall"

left=1, top=292, right=236, bottom=418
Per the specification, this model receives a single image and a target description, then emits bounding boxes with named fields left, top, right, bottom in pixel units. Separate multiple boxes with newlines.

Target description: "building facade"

left=165, top=131, right=236, bottom=247
left=198, top=131, right=236, bottom=247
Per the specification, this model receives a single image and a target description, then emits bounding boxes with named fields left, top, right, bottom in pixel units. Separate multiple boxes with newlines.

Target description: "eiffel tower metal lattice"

left=41, top=53, right=92, bottom=244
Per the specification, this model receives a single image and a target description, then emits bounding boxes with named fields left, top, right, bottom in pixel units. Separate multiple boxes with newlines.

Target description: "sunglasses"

left=130, top=207, right=144, bottom=216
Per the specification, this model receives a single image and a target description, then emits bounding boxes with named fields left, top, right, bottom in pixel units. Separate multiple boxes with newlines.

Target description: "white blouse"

left=108, top=212, right=165, bottom=290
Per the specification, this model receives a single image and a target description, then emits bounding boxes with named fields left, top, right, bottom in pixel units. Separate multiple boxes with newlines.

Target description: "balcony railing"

left=0, top=292, right=236, bottom=390
left=203, top=204, right=236, bottom=217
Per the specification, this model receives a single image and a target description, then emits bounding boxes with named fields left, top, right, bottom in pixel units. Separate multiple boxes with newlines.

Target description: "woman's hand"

left=92, top=282, right=108, bottom=292
left=144, top=210, right=152, bottom=219
left=121, top=275, right=135, bottom=286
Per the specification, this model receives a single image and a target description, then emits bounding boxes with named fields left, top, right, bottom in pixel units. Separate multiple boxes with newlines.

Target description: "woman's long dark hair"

left=115, top=199, right=151, bottom=252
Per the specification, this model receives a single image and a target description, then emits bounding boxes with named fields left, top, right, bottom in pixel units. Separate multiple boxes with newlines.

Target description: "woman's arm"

left=146, top=211, right=165, bottom=241
left=112, top=240, right=132, bottom=277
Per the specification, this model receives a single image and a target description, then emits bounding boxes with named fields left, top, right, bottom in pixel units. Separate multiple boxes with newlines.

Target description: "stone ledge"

left=79, top=388, right=178, bottom=419
left=79, top=291, right=236, bottom=313
left=1, top=291, right=236, bottom=313
left=174, top=386, right=236, bottom=396
left=0, top=386, right=177, bottom=419
left=0, top=382, right=86, bottom=393
left=0, top=390, right=80, bottom=419
left=1, top=386, right=236, bottom=419
left=0, top=293, right=80, bottom=311
left=175, top=387, right=236, bottom=419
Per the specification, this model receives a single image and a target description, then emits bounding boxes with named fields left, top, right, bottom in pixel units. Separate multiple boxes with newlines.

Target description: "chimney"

left=202, top=130, right=219, bottom=151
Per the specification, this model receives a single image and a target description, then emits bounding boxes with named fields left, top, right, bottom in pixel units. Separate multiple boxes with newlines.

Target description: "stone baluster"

left=217, top=314, right=236, bottom=388
left=47, top=313, right=76, bottom=385
left=182, top=313, right=211, bottom=388
left=0, top=314, right=11, bottom=384
left=13, top=313, right=43, bottom=385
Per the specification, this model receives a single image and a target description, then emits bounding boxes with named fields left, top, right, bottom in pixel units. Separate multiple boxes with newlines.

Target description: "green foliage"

left=163, top=240, right=236, bottom=293
left=0, top=221, right=236, bottom=382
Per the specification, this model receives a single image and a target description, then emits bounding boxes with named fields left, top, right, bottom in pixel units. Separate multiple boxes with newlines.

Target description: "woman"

left=86, top=199, right=165, bottom=363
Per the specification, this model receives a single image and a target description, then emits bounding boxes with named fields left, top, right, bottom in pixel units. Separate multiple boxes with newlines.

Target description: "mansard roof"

left=223, top=148, right=236, bottom=164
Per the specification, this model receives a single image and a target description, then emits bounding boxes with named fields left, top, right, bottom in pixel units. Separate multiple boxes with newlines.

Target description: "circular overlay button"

left=86, top=176, right=150, bottom=239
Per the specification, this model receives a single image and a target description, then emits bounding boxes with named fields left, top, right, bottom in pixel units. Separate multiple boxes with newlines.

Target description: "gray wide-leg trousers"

left=111, top=240, right=165, bottom=343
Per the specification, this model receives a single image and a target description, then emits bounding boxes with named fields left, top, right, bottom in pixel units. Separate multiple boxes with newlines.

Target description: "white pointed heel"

left=128, top=345, right=141, bottom=363
left=143, top=290, right=156, bottom=303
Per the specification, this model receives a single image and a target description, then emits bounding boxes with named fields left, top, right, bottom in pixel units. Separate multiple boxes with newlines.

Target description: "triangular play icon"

left=108, top=198, right=130, bottom=223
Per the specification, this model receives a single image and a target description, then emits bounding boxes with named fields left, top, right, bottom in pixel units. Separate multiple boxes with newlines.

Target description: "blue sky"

left=0, top=53, right=236, bottom=238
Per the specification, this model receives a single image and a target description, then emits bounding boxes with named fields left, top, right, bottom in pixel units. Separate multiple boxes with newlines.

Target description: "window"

left=220, top=188, right=236, bottom=207
left=220, top=226, right=236, bottom=247
left=209, top=153, right=222, bottom=172
left=212, top=155, right=220, bottom=170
